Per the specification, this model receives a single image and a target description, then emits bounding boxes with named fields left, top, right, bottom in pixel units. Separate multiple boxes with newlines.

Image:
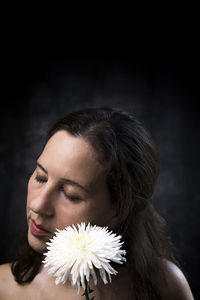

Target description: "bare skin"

left=0, top=130, right=195, bottom=299
left=0, top=261, right=194, bottom=299
left=0, top=263, right=134, bottom=300
left=26, top=130, right=118, bottom=254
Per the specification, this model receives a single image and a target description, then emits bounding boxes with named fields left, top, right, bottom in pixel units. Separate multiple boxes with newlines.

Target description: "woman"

left=0, top=107, right=194, bottom=299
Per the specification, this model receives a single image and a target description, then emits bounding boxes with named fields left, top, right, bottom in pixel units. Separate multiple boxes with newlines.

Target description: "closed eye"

left=34, top=174, right=82, bottom=202
left=60, top=186, right=81, bottom=202
left=35, top=174, right=47, bottom=184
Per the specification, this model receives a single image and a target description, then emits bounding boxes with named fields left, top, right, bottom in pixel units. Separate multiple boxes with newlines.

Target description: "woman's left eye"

left=35, top=175, right=47, bottom=183
left=60, top=186, right=81, bottom=202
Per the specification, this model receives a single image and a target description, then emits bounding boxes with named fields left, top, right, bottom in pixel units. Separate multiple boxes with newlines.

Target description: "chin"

left=28, top=229, right=48, bottom=253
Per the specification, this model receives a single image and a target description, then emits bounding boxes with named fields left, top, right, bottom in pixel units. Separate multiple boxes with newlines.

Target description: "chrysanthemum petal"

left=43, top=223, right=126, bottom=293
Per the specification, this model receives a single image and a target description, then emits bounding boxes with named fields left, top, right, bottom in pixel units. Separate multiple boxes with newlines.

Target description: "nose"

left=30, top=184, right=55, bottom=217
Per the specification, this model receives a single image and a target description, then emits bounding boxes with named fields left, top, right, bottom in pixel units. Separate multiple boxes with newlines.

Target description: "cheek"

left=55, top=202, right=93, bottom=229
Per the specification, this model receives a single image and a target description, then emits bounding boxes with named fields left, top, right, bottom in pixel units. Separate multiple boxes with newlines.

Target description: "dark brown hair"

left=12, top=107, right=182, bottom=299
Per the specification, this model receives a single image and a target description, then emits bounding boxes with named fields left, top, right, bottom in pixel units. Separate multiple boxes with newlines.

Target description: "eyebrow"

left=36, top=162, right=89, bottom=194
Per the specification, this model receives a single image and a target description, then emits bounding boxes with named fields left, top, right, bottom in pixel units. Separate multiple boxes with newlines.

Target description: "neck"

left=34, top=263, right=131, bottom=299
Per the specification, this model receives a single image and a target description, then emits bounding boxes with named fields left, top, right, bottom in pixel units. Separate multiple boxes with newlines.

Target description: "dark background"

left=0, top=55, right=199, bottom=298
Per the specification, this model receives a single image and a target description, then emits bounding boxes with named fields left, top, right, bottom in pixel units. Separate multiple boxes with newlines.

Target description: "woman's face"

left=27, top=130, right=116, bottom=253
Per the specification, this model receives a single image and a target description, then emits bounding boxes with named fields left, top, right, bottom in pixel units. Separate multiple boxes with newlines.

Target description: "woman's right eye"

left=35, top=174, right=47, bottom=184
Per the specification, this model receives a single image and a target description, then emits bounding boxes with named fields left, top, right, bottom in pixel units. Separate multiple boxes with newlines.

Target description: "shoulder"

left=0, top=263, right=20, bottom=299
left=160, top=260, right=194, bottom=300
left=0, top=263, right=12, bottom=285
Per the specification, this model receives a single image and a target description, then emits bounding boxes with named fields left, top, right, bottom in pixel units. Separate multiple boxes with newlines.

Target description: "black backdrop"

left=1, top=55, right=199, bottom=298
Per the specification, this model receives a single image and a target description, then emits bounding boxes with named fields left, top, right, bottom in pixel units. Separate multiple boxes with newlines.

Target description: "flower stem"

left=82, top=277, right=95, bottom=300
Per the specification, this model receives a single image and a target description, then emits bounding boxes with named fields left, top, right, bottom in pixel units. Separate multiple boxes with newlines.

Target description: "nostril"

left=30, top=195, right=55, bottom=217
left=31, top=206, right=54, bottom=218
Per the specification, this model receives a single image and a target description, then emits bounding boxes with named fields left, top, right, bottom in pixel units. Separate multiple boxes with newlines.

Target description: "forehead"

left=38, top=130, right=106, bottom=190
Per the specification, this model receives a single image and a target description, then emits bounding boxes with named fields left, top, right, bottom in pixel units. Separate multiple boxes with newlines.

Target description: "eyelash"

left=60, top=186, right=81, bottom=202
left=35, top=174, right=47, bottom=183
left=34, top=175, right=81, bottom=202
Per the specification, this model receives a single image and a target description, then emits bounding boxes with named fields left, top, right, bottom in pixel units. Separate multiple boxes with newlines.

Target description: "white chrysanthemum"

left=42, top=222, right=126, bottom=293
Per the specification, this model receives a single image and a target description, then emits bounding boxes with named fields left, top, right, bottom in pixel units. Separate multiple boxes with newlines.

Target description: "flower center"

left=74, top=235, right=87, bottom=252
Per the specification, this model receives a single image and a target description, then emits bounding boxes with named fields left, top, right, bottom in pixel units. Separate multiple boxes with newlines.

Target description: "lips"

left=30, top=220, right=51, bottom=236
